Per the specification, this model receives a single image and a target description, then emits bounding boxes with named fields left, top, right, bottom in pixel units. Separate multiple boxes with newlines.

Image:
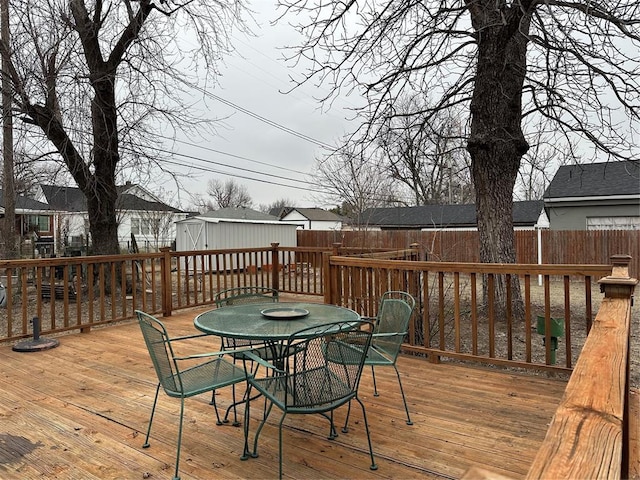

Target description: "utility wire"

left=172, top=137, right=310, bottom=176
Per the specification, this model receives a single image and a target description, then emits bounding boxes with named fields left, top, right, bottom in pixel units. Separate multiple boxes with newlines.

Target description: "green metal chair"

left=211, top=286, right=279, bottom=425
left=136, top=310, right=249, bottom=480
left=343, top=291, right=416, bottom=430
left=241, top=319, right=377, bottom=479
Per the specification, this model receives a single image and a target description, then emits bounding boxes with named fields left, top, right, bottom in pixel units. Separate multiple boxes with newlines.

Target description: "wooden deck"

left=0, top=305, right=577, bottom=479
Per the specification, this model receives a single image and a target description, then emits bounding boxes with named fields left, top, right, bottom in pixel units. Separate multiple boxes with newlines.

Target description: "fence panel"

left=299, top=229, right=638, bottom=276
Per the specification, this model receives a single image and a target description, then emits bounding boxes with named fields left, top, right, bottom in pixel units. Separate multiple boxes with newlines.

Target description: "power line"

left=191, top=85, right=337, bottom=150
left=172, top=137, right=310, bottom=176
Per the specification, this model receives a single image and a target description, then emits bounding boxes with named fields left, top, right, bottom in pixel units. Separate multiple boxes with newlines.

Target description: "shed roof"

left=361, top=200, right=545, bottom=229
left=200, top=207, right=279, bottom=222
left=544, top=161, right=640, bottom=200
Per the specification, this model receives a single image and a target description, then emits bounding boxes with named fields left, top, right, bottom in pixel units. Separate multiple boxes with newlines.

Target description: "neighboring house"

left=274, top=207, right=343, bottom=230
left=35, top=183, right=188, bottom=252
left=543, top=161, right=640, bottom=230
left=0, top=190, right=54, bottom=255
left=358, top=200, right=549, bottom=231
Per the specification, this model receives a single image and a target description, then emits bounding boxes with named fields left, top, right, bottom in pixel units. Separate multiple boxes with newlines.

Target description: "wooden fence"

left=299, top=229, right=640, bottom=277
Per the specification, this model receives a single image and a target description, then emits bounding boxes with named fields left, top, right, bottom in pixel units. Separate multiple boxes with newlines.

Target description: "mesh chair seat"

left=163, top=357, right=246, bottom=398
left=250, top=366, right=355, bottom=412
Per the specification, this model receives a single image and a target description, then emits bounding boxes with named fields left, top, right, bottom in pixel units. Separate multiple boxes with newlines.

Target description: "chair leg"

left=356, top=397, right=378, bottom=470
left=225, top=383, right=240, bottom=426
left=342, top=400, right=353, bottom=433
left=355, top=397, right=378, bottom=471
left=210, top=391, right=224, bottom=425
left=173, top=397, right=186, bottom=480
left=393, top=365, right=413, bottom=425
left=371, top=365, right=379, bottom=396
left=143, top=383, right=161, bottom=448
left=252, top=400, right=274, bottom=457
left=241, top=384, right=252, bottom=461
left=278, top=412, right=287, bottom=480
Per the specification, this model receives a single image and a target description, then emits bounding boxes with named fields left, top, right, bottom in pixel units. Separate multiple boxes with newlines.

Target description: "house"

left=35, top=183, right=188, bottom=252
left=543, top=161, right=640, bottom=230
left=274, top=207, right=343, bottom=230
left=358, top=200, right=549, bottom=231
left=175, top=208, right=299, bottom=270
left=0, top=190, right=54, bottom=255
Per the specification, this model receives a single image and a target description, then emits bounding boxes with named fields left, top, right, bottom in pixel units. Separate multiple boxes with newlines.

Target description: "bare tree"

left=277, top=0, right=639, bottom=312
left=205, top=179, right=252, bottom=210
left=258, top=198, right=295, bottom=215
left=515, top=140, right=574, bottom=201
left=0, top=0, right=249, bottom=255
left=378, top=99, right=473, bottom=205
left=312, top=143, right=400, bottom=226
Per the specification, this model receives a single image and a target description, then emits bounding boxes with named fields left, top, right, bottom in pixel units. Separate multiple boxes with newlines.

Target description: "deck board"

left=0, top=306, right=573, bottom=479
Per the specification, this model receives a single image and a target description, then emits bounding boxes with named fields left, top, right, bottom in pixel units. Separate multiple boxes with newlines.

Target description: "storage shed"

left=175, top=208, right=298, bottom=270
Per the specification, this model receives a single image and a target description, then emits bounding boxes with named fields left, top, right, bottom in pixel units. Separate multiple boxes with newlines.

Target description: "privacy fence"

left=298, top=229, right=640, bottom=277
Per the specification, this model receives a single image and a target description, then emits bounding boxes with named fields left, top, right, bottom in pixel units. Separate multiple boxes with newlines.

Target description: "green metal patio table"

left=194, top=302, right=361, bottom=341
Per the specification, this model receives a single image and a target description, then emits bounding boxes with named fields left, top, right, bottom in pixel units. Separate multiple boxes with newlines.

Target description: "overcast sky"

left=168, top=2, right=361, bottom=211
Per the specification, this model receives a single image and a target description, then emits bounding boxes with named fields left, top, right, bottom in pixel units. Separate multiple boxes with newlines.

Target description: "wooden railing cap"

left=598, top=254, right=638, bottom=295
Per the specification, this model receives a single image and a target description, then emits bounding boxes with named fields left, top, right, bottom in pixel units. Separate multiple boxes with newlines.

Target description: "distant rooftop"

left=544, top=161, right=640, bottom=199
left=361, top=200, right=545, bottom=228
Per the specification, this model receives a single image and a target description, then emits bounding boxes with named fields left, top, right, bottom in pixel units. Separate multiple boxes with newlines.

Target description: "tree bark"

left=1, top=0, right=17, bottom=259
left=466, top=3, right=531, bottom=316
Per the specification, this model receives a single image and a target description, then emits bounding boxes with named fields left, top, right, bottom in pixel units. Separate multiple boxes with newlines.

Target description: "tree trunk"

left=1, top=0, right=17, bottom=260
left=467, top=5, right=532, bottom=318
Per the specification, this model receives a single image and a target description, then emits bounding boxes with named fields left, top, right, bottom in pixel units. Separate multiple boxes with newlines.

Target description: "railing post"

left=599, top=254, right=637, bottom=299
left=327, top=243, right=342, bottom=306
left=409, top=242, right=421, bottom=261
left=271, top=242, right=280, bottom=292
left=160, top=247, right=173, bottom=317
left=598, top=254, right=637, bottom=480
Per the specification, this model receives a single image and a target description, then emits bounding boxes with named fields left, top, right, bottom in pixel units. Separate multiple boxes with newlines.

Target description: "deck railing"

left=0, top=244, right=315, bottom=341
left=525, top=255, right=637, bottom=479
left=0, top=242, right=618, bottom=373
left=324, top=253, right=613, bottom=372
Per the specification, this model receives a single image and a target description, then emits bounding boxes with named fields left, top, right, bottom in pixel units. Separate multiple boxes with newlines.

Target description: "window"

left=27, top=215, right=51, bottom=233
left=131, top=217, right=150, bottom=235
left=586, top=216, right=640, bottom=230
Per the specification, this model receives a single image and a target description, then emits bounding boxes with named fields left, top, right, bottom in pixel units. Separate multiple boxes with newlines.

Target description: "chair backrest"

left=279, top=320, right=373, bottom=409
left=136, top=310, right=182, bottom=395
left=214, top=286, right=279, bottom=307
left=372, top=291, right=415, bottom=361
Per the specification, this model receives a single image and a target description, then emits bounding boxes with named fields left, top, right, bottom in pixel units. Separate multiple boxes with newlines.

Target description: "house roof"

left=0, top=190, right=51, bottom=211
left=200, top=207, right=279, bottom=221
left=284, top=208, right=342, bottom=222
left=39, top=184, right=185, bottom=213
left=544, top=161, right=640, bottom=200
left=40, top=185, right=86, bottom=212
left=360, top=200, right=545, bottom=229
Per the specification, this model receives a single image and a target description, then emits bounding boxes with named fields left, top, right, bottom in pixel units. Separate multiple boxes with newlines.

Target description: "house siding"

left=546, top=202, right=640, bottom=230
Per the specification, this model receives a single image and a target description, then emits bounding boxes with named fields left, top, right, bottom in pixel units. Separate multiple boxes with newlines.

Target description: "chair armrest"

left=242, top=350, right=285, bottom=374
left=371, top=331, right=406, bottom=338
left=174, top=345, right=255, bottom=361
left=169, top=332, right=211, bottom=342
